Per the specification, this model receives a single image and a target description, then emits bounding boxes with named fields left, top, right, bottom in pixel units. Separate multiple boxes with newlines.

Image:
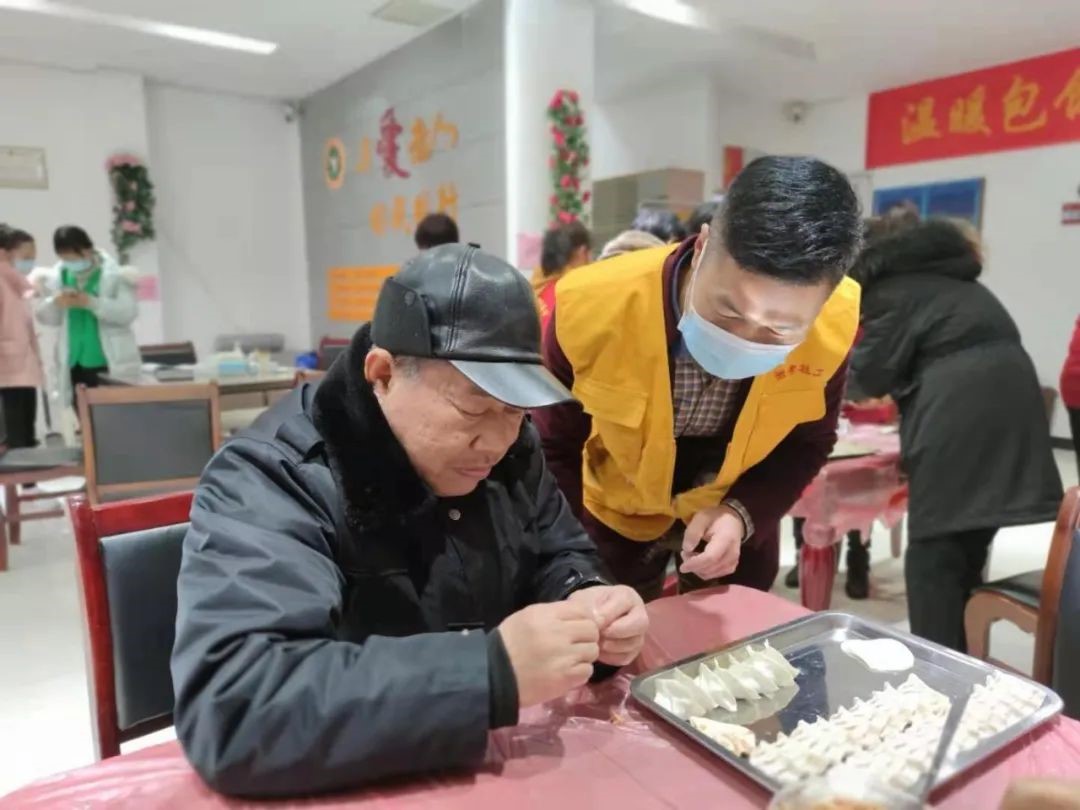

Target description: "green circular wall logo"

left=324, top=137, right=346, bottom=190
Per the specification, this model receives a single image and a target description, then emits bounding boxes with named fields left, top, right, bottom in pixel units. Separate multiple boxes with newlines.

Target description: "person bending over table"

left=171, top=244, right=648, bottom=798
left=533, top=156, right=864, bottom=600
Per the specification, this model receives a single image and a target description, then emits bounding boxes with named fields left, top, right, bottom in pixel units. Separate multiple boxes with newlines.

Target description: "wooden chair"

left=965, top=487, right=1080, bottom=686
left=76, top=383, right=222, bottom=506
left=139, top=341, right=197, bottom=366
left=0, top=444, right=83, bottom=571
left=317, top=337, right=349, bottom=370
left=70, top=491, right=193, bottom=758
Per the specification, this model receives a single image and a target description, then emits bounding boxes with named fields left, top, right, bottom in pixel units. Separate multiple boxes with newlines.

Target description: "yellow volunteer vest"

left=554, top=246, right=860, bottom=541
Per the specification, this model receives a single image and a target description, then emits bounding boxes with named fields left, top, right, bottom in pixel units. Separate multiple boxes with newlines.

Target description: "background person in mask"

left=0, top=224, right=44, bottom=448
left=35, top=225, right=139, bottom=407
left=533, top=156, right=863, bottom=600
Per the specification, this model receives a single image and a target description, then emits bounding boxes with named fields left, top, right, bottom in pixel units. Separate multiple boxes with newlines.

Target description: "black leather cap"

left=371, top=244, right=573, bottom=408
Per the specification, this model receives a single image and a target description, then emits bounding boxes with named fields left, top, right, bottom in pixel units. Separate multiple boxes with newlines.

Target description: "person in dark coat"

left=851, top=218, right=1063, bottom=653
left=170, top=244, right=648, bottom=798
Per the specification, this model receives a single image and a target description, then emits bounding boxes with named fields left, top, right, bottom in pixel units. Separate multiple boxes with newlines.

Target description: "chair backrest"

left=77, top=383, right=222, bottom=506
left=69, top=491, right=193, bottom=758
left=1036, top=486, right=1080, bottom=717
left=139, top=342, right=197, bottom=366
left=317, top=337, right=349, bottom=370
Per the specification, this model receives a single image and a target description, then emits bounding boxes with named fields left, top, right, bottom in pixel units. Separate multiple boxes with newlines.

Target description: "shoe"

left=784, top=564, right=799, bottom=589
left=845, top=540, right=870, bottom=600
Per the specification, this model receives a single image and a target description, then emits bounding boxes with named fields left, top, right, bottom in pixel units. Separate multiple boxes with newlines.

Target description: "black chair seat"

left=977, top=569, right=1043, bottom=609
left=0, top=446, right=84, bottom=473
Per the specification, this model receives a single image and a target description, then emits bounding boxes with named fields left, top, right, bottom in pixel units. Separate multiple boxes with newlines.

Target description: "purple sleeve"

left=531, top=310, right=591, bottom=521
left=725, top=354, right=850, bottom=547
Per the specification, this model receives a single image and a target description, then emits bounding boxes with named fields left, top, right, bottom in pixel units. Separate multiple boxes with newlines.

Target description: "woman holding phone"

left=35, top=225, right=140, bottom=408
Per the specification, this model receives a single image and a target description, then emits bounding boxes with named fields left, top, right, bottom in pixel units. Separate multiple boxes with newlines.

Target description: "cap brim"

left=450, top=359, right=575, bottom=409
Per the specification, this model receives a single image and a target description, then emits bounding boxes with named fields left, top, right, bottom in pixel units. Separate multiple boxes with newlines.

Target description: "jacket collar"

left=661, top=237, right=697, bottom=349
left=311, top=323, right=531, bottom=532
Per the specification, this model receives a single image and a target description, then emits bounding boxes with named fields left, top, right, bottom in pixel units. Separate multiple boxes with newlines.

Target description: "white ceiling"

left=0, top=0, right=1076, bottom=103
left=596, top=0, right=1080, bottom=102
left=0, top=0, right=480, bottom=99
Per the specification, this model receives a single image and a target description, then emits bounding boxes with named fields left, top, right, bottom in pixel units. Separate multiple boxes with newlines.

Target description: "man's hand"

left=498, top=600, right=600, bottom=707
left=568, top=585, right=648, bottom=666
left=680, top=505, right=745, bottom=580
left=69, top=291, right=91, bottom=309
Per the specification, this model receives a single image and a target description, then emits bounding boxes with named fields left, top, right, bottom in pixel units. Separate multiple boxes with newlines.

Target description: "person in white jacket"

left=34, top=225, right=140, bottom=410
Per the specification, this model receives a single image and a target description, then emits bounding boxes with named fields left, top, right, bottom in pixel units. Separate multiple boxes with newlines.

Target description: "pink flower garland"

left=547, top=89, right=590, bottom=227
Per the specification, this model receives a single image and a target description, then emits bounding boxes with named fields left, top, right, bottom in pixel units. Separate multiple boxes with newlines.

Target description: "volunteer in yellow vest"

left=533, top=156, right=863, bottom=600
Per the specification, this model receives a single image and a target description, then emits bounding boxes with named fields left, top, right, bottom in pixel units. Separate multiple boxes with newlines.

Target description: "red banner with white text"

left=866, top=48, right=1080, bottom=169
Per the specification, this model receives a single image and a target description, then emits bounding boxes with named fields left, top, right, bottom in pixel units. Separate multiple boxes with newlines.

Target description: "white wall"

left=771, top=95, right=1080, bottom=438
left=0, top=63, right=163, bottom=344
left=146, top=83, right=310, bottom=357
left=593, top=78, right=713, bottom=188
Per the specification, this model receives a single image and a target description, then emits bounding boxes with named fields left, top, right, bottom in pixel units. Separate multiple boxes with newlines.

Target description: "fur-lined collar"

left=310, top=323, right=531, bottom=532
left=851, top=219, right=981, bottom=290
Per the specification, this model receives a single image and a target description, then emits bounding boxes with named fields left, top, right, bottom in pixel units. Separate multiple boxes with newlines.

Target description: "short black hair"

left=686, top=201, right=720, bottom=236
left=54, top=225, right=94, bottom=254
left=715, top=155, right=861, bottom=285
left=631, top=208, right=686, bottom=243
left=0, top=223, right=12, bottom=251
left=414, top=213, right=459, bottom=250
left=540, top=221, right=591, bottom=276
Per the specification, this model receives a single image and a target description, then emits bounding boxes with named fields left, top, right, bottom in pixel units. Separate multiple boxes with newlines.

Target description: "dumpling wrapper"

left=695, top=663, right=738, bottom=712
left=672, top=667, right=721, bottom=710
left=689, top=716, right=755, bottom=757
left=712, top=660, right=760, bottom=700
left=745, top=652, right=789, bottom=692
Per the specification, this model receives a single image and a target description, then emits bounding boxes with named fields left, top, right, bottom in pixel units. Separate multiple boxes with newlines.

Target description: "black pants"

left=906, top=527, right=997, bottom=653
left=70, top=365, right=107, bottom=407
left=0, top=387, right=37, bottom=448
left=1069, top=406, right=1080, bottom=482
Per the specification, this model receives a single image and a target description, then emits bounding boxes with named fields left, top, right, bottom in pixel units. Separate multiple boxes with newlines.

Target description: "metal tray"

left=630, top=611, right=1063, bottom=793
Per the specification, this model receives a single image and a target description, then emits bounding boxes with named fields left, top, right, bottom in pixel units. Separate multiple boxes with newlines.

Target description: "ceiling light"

left=616, top=0, right=702, bottom=28
left=0, top=0, right=278, bottom=55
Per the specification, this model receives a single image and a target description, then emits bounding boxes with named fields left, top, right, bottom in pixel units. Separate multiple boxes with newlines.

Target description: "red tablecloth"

left=4, top=588, right=1079, bottom=809
left=788, top=425, right=908, bottom=610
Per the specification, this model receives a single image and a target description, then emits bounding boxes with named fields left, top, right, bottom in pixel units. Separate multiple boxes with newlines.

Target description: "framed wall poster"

left=872, top=177, right=985, bottom=228
left=0, top=146, right=48, bottom=189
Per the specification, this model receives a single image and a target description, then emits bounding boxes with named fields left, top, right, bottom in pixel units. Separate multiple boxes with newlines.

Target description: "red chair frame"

left=69, top=491, right=194, bottom=759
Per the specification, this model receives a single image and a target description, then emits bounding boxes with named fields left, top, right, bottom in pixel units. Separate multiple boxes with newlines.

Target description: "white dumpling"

left=757, top=642, right=800, bottom=685
left=744, top=652, right=790, bottom=691
left=673, top=667, right=721, bottom=711
left=689, top=716, right=756, bottom=756
left=731, top=660, right=780, bottom=695
left=654, top=677, right=707, bottom=719
left=712, top=662, right=759, bottom=701
left=695, top=663, right=738, bottom=712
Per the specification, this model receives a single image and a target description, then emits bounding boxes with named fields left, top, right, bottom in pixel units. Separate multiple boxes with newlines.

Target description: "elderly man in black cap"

left=170, top=245, right=648, bottom=798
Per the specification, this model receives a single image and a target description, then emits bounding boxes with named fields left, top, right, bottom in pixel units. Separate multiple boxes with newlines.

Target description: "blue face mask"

left=677, top=264, right=798, bottom=380
left=63, top=258, right=92, bottom=274
left=14, top=258, right=34, bottom=274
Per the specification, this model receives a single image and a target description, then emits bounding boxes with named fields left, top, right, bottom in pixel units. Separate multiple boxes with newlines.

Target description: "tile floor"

left=0, top=450, right=1075, bottom=796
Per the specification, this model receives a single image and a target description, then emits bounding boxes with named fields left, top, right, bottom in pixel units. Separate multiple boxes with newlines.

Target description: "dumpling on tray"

left=693, top=662, right=738, bottom=711
left=689, top=716, right=756, bottom=757
left=653, top=677, right=707, bottom=720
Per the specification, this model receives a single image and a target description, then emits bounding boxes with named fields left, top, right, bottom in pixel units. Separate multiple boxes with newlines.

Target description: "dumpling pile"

left=653, top=641, right=800, bottom=721
left=749, top=671, right=1047, bottom=792
left=750, top=674, right=948, bottom=785
left=948, top=671, right=1045, bottom=757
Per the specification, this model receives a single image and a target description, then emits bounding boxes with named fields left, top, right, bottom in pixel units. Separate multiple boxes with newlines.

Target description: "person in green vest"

left=35, top=225, right=140, bottom=409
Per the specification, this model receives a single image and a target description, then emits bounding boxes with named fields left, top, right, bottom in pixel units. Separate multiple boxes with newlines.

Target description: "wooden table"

left=5, top=587, right=1079, bottom=809
left=0, top=446, right=83, bottom=571
left=101, top=369, right=298, bottom=398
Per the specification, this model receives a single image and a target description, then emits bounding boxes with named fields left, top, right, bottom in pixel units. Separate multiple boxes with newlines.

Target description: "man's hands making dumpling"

left=567, top=585, right=649, bottom=666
